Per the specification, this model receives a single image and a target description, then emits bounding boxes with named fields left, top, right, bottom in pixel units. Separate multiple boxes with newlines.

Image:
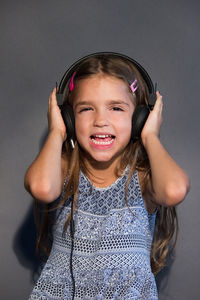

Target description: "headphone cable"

left=70, top=196, right=75, bottom=300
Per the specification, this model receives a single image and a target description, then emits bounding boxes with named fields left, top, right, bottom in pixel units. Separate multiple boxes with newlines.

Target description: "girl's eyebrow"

left=74, top=99, right=130, bottom=109
left=108, top=100, right=130, bottom=107
left=74, top=101, right=92, bottom=109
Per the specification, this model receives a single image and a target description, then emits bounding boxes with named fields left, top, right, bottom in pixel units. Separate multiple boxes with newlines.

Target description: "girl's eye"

left=112, top=107, right=123, bottom=111
left=79, top=107, right=92, bottom=113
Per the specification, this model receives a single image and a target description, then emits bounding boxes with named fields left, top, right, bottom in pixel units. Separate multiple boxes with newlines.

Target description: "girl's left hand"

left=141, top=91, right=163, bottom=147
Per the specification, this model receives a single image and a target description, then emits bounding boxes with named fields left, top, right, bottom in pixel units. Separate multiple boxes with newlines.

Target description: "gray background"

left=0, top=0, right=199, bottom=299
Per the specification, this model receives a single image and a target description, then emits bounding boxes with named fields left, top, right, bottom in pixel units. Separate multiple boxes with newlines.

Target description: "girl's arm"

left=24, top=88, right=67, bottom=203
left=141, top=91, right=190, bottom=207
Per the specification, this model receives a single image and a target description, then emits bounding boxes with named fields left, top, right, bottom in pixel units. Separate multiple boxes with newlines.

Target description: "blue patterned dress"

left=29, top=167, right=158, bottom=299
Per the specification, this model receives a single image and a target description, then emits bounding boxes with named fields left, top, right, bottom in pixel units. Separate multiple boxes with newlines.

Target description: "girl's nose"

left=93, top=110, right=109, bottom=127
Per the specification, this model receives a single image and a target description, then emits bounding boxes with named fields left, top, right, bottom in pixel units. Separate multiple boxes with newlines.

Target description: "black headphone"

left=56, top=52, right=157, bottom=147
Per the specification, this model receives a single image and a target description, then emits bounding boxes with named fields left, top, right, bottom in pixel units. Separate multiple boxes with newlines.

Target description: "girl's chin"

left=82, top=150, right=122, bottom=167
left=78, top=140, right=126, bottom=166
left=89, top=154, right=115, bottom=163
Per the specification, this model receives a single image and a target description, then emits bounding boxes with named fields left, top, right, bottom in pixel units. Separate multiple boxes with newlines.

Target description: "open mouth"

left=90, top=134, right=115, bottom=145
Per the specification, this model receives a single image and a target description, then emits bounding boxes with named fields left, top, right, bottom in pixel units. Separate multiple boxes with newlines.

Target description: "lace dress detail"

left=29, top=168, right=158, bottom=300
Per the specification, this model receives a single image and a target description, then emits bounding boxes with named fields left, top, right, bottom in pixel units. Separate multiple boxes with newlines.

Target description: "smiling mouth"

left=90, top=134, right=115, bottom=145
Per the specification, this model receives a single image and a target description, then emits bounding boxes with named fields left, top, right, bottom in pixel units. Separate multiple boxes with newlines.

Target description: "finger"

left=156, top=90, right=162, bottom=101
left=48, top=88, right=54, bottom=109
left=52, top=87, right=59, bottom=105
left=153, top=91, right=163, bottom=112
left=52, top=87, right=57, bottom=95
left=48, top=96, right=51, bottom=112
left=49, top=87, right=58, bottom=108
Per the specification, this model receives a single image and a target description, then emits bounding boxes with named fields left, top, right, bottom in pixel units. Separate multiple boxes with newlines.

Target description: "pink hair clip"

left=69, top=71, right=76, bottom=92
left=130, top=79, right=138, bottom=93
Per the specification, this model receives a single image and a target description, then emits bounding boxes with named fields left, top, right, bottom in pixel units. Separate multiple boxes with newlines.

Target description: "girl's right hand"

left=47, top=87, right=67, bottom=142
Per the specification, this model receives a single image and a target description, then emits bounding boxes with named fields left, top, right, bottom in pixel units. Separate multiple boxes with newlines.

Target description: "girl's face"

left=72, top=74, right=135, bottom=167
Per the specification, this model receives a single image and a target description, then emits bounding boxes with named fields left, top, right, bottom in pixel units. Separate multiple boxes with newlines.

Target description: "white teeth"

left=94, top=134, right=111, bottom=138
left=91, top=134, right=115, bottom=145
left=91, top=138, right=114, bottom=145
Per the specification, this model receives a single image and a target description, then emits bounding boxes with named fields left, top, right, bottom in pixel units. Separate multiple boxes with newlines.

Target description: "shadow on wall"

left=156, top=248, right=176, bottom=296
left=13, top=202, right=43, bottom=284
left=13, top=129, right=50, bottom=284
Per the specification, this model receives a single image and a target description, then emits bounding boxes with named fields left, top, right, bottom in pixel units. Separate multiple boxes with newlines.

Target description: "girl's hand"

left=141, top=91, right=163, bottom=148
left=47, top=87, right=67, bottom=142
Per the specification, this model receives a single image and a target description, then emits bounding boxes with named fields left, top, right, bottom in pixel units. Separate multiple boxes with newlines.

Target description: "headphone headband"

left=57, top=52, right=155, bottom=100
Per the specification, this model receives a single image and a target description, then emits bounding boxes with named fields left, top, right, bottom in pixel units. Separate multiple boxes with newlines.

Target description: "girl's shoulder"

left=138, top=170, right=158, bottom=214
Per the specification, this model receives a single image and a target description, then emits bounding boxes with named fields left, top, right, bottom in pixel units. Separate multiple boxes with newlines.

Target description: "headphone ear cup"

left=131, top=105, right=150, bottom=142
left=60, top=104, right=76, bottom=142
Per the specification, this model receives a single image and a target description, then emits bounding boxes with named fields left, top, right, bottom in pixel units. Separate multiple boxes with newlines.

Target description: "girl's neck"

left=81, top=156, right=125, bottom=188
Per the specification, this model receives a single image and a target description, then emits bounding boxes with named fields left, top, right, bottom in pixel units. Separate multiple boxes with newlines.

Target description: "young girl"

left=24, top=53, right=189, bottom=300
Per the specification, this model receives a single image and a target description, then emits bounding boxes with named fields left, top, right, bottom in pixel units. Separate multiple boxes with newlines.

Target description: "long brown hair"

left=35, top=54, right=178, bottom=275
